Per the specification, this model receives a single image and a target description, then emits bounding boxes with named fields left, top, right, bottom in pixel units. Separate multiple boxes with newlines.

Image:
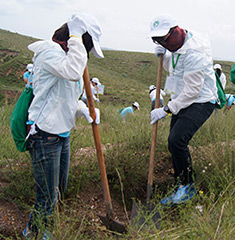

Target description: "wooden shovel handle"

left=83, top=65, right=114, bottom=219
left=146, top=54, right=163, bottom=201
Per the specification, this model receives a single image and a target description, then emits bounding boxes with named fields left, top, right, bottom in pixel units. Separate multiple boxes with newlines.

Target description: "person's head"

left=52, top=13, right=104, bottom=58
left=26, top=63, right=33, bottom=73
left=132, top=102, right=140, bottom=111
left=149, top=14, right=185, bottom=52
left=149, top=85, right=156, bottom=93
left=91, top=77, right=101, bottom=86
left=214, top=64, right=222, bottom=77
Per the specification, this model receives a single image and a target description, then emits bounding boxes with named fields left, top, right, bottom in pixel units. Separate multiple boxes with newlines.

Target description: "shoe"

left=159, top=191, right=176, bottom=206
left=23, top=225, right=37, bottom=239
left=171, top=183, right=197, bottom=204
left=42, top=230, right=52, bottom=240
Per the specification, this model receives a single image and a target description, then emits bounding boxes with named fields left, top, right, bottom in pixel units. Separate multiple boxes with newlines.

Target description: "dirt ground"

left=0, top=148, right=173, bottom=239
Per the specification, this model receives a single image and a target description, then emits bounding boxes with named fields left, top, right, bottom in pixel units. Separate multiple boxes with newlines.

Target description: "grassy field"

left=0, top=29, right=234, bottom=239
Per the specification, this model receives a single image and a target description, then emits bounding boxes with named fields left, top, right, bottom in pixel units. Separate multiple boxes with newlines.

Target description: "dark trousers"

left=168, top=102, right=215, bottom=185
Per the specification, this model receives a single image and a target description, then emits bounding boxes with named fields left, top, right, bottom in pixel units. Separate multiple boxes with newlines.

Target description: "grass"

left=0, top=29, right=234, bottom=239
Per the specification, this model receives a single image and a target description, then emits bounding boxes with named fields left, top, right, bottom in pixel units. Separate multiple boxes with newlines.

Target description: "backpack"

left=117, top=108, right=124, bottom=113
left=214, top=71, right=226, bottom=109
left=10, top=86, right=34, bottom=152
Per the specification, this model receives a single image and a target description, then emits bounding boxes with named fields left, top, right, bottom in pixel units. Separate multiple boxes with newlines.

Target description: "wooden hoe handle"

left=146, top=54, right=163, bottom=201
left=83, top=65, right=114, bottom=219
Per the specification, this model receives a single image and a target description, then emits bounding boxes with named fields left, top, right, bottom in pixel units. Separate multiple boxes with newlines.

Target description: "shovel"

left=83, top=65, right=127, bottom=234
left=130, top=54, right=163, bottom=231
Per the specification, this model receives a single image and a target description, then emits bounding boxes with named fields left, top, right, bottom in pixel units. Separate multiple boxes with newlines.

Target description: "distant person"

left=23, top=13, right=103, bottom=239
left=149, top=85, right=166, bottom=110
left=120, top=102, right=140, bottom=120
left=224, top=93, right=235, bottom=113
left=81, top=77, right=101, bottom=106
left=23, top=63, right=33, bottom=87
left=214, top=64, right=226, bottom=90
left=149, top=14, right=217, bottom=205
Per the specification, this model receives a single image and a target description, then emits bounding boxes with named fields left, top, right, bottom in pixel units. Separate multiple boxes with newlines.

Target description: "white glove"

left=77, top=100, right=100, bottom=124
left=94, top=108, right=100, bottom=124
left=150, top=107, right=167, bottom=124
left=155, top=44, right=166, bottom=57
left=96, top=99, right=100, bottom=103
left=67, top=14, right=87, bottom=37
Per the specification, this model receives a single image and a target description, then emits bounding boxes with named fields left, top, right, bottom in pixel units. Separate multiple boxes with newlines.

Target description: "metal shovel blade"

left=97, top=213, right=127, bottom=234
left=130, top=200, right=161, bottom=231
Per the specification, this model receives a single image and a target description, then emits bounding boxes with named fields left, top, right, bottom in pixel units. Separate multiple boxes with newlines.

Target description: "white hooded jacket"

left=163, top=31, right=217, bottom=115
left=28, top=37, right=87, bottom=134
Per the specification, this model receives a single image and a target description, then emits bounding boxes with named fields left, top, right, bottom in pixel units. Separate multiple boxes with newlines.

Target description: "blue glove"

left=150, top=107, right=167, bottom=124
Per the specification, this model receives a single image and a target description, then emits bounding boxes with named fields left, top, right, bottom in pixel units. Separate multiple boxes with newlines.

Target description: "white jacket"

left=149, top=89, right=166, bottom=101
left=163, top=31, right=217, bottom=115
left=220, top=72, right=226, bottom=90
left=28, top=37, right=87, bottom=134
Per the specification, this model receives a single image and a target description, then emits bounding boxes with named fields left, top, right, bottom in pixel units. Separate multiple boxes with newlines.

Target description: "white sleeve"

left=160, top=89, right=166, bottom=97
left=168, top=70, right=204, bottom=114
left=220, top=73, right=226, bottom=89
left=43, top=37, right=87, bottom=81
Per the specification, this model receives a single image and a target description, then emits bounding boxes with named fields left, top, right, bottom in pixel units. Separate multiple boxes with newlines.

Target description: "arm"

left=23, top=72, right=28, bottom=84
left=41, top=37, right=88, bottom=81
left=168, top=70, right=204, bottom=114
left=168, top=51, right=205, bottom=114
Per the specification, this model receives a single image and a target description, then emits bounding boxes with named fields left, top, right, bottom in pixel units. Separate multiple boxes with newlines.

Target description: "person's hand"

left=150, top=107, right=167, bottom=124
left=155, top=44, right=166, bottom=57
left=77, top=100, right=100, bottom=124
left=67, top=14, right=87, bottom=37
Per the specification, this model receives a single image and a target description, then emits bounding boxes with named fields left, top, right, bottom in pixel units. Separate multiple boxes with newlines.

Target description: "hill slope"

left=1, top=28, right=234, bottom=106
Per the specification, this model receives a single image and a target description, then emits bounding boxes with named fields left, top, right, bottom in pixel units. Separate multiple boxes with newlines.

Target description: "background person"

left=120, top=101, right=140, bottom=120
left=149, top=14, right=217, bottom=205
left=149, top=85, right=166, bottom=110
left=224, top=93, right=235, bottom=113
left=23, top=63, right=34, bottom=87
left=81, top=77, right=101, bottom=106
left=23, top=13, right=103, bottom=239
left=214, top=63, right=227, bottom=90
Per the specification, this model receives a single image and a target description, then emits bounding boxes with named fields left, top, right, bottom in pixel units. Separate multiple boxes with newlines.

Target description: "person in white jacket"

left=214, top=63, right=227, bottom=90
left=81, top=77, right=101, bottom=106
left=23, top=13, right=103, bottom=239
left=149, top=14, right=217, bottom=206
left=149, top=85, right=166, bottom=110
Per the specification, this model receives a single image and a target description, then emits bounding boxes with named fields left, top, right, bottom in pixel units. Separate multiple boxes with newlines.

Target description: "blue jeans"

left=168, top=102, right=215, bottom=185
left=27, top=127, right=70, bottom=232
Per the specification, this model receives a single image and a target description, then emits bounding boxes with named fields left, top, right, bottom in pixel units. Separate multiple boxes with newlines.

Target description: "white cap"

left=69, top=13, right=104, bottom=58
left=91, top=77, right=101, bottom=85
left=27, top=63, right=33, bottom=72
left=148, top=14, right=178, bottom=38
left=132, top=102, right=140, bottom=110
left=214, top=64, right=222, bottom=70
left=149, top=85, right=156, bottom=91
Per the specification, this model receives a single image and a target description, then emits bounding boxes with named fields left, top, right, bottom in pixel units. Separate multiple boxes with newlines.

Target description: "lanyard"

left=172, top=54, right=181, bottom=69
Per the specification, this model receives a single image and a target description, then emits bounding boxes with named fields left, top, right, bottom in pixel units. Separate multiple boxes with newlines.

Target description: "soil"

left=0, top=147, right=173, bottom=240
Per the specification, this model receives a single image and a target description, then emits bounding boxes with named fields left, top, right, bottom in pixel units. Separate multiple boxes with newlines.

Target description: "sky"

left=0, top=0, right=235, bottom=62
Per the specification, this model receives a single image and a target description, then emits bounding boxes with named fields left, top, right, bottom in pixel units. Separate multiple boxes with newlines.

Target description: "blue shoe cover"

left=172, top=183, right=197, bottom=204
left=42, top=230, right=52, bottom=240
left=23, top=225, right=34, bottom=239
left=160, top=191, right=175, bottom=205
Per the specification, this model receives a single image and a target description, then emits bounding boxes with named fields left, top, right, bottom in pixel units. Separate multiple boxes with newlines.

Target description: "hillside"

left=0, top=29, right=235, bottom=239
left=1, top=28, right=235, bottom=106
